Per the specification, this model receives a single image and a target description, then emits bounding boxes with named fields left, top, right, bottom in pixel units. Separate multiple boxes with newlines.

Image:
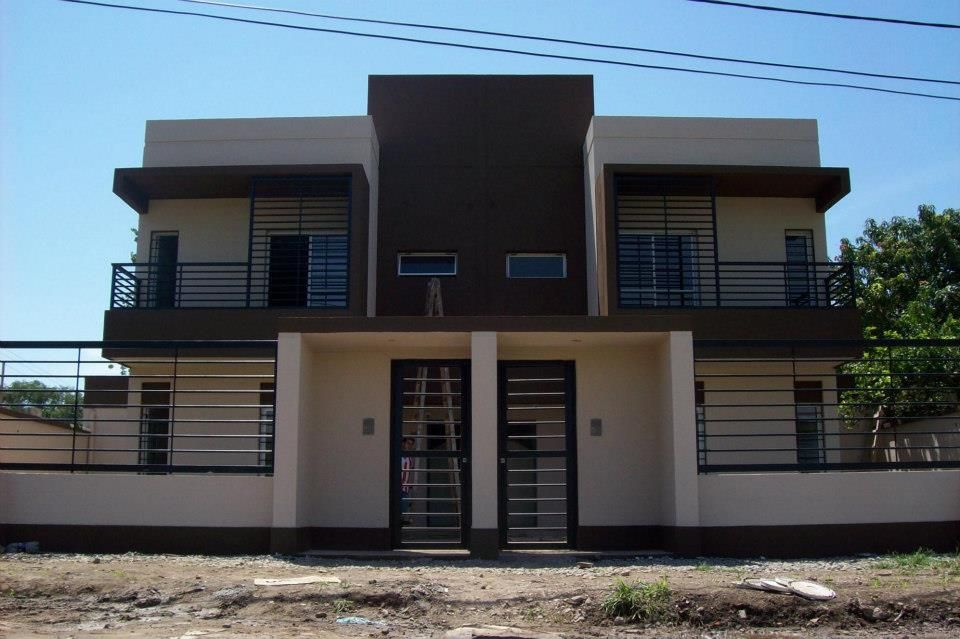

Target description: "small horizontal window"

left=398, top=253, right=457, bottom=276
left=506, top=253, right=566, bottom=279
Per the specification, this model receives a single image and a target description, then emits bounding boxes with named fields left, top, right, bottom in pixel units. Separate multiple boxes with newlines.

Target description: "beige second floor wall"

left=137, top=199, right=248, bottom=263
left=717, top=197, right=828, bottom=262
left=584, top=116, right=827, bottom=314
left=143, top=116, right=380, bottom=176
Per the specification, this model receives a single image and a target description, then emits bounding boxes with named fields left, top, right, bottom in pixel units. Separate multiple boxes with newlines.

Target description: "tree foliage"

left=1, top=380, right=82, bottom=425
left=838, top=205, right=960, bottom=338
left=836, top=205, right=960, bottom=426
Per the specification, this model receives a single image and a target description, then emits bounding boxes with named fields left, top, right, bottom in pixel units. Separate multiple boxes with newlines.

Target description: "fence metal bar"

left=694, top=339, right=960, bottom=474
left=0, top=341, right=278, bottom=475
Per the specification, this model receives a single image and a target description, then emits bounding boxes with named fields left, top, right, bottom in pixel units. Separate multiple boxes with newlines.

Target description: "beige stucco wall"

left=583, top=116, right=824, bottom=314
left=499, top=335, right=669, bottom=527
left=699, top=470, right=960, bottom=526
left=137, top=198, right=249, bottom=263
left=717, top=197, right=828, bottom=262
left=299, top=334, right=471, bottom=528
left=143, top=116, right=380, bottom=176
left=136, top=116, right=380, bottom=315
left=0, top=416, right=90, bottom=465
left=696, top=360, right=840, bottom=467
left=0, top=472, right=273, bottom=526
left=585, top=117, right=821, bottom=169
left=842, top=412, right=960, bottom=465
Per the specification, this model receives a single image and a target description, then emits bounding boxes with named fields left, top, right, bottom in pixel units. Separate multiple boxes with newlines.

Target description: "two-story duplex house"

left=2, top=75, right=957, bottom=558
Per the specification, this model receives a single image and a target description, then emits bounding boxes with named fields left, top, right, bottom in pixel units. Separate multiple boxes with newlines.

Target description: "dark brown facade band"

left=0, top=524, right=269, bottom=555
left=369, top=75, right=594, bottom=317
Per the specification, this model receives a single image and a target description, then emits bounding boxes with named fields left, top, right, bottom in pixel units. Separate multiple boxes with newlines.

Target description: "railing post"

left=70, top=346, right=82, bottom=473
left=168, top=346, right=178, bottom=474
left=176, top=264, right=183, bottom=308
left=110, top=265, right=118, bottom=308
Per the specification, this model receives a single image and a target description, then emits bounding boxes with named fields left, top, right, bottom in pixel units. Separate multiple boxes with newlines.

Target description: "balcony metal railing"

left=693, top=339, right=960, bottom=473
left=619, top=261, right=855, bottom=309
left=0, top=340, right=277, bottom=475
left=111, top=261, right=347, bottom=309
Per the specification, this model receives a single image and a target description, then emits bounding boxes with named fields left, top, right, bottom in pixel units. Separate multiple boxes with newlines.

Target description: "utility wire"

left=687, top=0, right=960, bottom=30
left=57, top=0, right=960, bottom=102
left=178, top=0, right=959, bottom=86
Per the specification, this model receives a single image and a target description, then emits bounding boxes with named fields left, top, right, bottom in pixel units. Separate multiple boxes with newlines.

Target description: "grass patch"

left=332, top=598, right=354, bottom=614
left=875, top=548, right=960, bottom=576
left=694, top=562, right=714, bottom=572
left=600, top=578, right=673, bottom=623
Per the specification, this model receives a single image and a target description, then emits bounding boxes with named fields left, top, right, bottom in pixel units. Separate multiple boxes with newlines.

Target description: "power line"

left=687, top=0, right=960, bottom=29
left=57, top=0, right=960, bottom=102
left=178, top=0, right=959, bottom=86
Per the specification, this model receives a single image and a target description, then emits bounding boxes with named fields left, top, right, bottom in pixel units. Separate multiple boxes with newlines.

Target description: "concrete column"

left=665, top=331, right=701, bottom=555
left=470, top=331, right=499, bottom=558
left=271, top=333, right=305, bottom=553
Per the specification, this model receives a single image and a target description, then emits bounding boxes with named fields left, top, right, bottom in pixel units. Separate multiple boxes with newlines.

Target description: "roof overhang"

left=605, top=164, right=850, bottom=213
left=113, top=164, right=369, bottom=214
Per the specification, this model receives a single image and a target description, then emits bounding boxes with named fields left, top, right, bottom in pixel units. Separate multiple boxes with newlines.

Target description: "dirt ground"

left=1, top=552, right=958, bottom=638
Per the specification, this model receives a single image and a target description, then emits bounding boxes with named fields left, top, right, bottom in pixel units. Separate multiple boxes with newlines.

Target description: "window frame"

left=505, top=253, right=567, bottom=279
left=397, top=252, right=458, bottom=277
left=618, top=231, right=701, bottom=307
left=794, top=380, right=826, bottom=465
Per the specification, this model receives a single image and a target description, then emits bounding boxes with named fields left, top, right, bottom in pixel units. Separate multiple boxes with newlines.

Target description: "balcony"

left=111, top=260, right=348, bottom=309
left=618, top=261, right=855, bottom=309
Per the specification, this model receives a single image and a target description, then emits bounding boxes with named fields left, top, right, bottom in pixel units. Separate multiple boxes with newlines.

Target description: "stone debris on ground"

left=253, top=575, right=341, bottom=586
left=0, top=551, right=956, bottom=638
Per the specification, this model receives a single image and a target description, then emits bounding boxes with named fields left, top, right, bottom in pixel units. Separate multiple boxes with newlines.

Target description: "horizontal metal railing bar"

left=694, top=339, right=960, bottom=348
left=702, top=445, right=960, bottom=453
left=0, top=340, right=277, bottom=349
left=507, top=392, right=565, bottom=397
left=700, top=416, right=959, bottom=423
left=402, top=392, right=461, bottom=396
left=702, top=431, right=959, bottom=438
left=699, top=401, right=960, bottom=408
left=508, top=483, right=566, bottom=487
left=1, top=447, right=275, bottom=454
left=0, top=432, right=273, bottom=438
left=0, top=462, right=271, bottom=474
left=505, top=451, right=567, bottom=458
left=698, top=386, right=960, bottom=393
left=700, top=461, right=960, bottom=473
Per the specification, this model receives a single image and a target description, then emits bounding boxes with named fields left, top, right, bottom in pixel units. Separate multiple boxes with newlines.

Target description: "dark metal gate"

left=498, top=361, right=577, bottom=548
left=390, top=360, right=471, bottom=548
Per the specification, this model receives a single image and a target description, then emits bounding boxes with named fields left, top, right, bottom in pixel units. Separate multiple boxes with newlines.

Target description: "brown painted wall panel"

left=369, top=75, right=594, bottom=316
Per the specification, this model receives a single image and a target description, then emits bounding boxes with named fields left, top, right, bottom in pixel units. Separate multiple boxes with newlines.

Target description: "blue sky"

left=1, top=0, right=958, bottom=340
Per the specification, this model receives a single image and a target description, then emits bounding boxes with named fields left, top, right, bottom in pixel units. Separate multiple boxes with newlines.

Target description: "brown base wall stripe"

left=0, top=525, right=270, bottom=555
left=3, top=522, right=957, bottom=558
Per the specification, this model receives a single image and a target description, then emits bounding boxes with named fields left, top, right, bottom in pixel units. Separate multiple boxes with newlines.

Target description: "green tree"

left=838, top=204, right=959, bottom=338
left=1, top=380, right=83, bottom=425
left=836, top=205, right=960, bottom=428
